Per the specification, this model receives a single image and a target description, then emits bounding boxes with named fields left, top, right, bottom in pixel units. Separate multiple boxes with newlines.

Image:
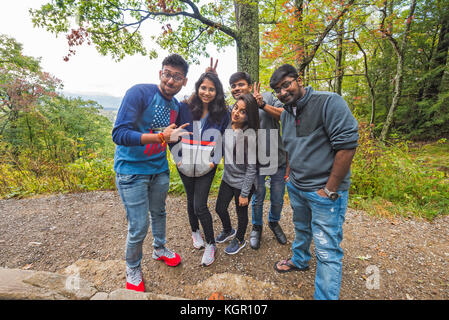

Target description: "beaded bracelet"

left=158, top=132, right=167, bottom=146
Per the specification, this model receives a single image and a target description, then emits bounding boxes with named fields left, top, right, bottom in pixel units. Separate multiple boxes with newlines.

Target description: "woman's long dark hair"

left=236, top=93, right=260, bottom=131
left=233, top=93, right=260, bottom=166
left=186, top=72, right=227, bottom=124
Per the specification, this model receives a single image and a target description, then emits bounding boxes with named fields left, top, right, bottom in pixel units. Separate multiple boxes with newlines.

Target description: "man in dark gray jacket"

left=270, top=64, right=359, bottom=300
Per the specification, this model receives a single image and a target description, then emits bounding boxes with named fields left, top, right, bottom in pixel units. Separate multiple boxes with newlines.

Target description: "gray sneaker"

left=201, top=243, right=216, bottom=267
left=192, top=230, right=205, bottom=249
left=126, top=265, right=143, bottom=290
left=152, top=246, right=181, bottom=267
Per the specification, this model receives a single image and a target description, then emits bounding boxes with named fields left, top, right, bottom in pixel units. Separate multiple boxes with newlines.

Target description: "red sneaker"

left=152, top=247, right=181, bottom=267
left=126, top=280, right=145, bottom=292
left=125, top=266, right=145, bottom=292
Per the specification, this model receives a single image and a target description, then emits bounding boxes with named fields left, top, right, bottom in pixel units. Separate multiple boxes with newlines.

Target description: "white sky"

left=0, top=0, right=237, bottom=99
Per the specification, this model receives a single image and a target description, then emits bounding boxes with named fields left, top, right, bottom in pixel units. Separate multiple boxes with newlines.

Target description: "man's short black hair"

left=269, top=64, right=299, bottom=89
left=229, top=71, right=252, bottom=86
left=162, top=54, right=189, bottom=76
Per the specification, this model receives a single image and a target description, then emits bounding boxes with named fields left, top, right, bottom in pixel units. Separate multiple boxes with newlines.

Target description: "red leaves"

left=0, top=65, right=61, bottom=113
left=162, top=23, right=173, bottom=36
left=64, top=27, right=90, bottom=62
left=147, top=0, right=181, bottom=14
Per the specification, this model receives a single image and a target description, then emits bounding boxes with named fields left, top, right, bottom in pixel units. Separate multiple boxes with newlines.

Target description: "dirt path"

left=0, top=191, right=447, bottom=300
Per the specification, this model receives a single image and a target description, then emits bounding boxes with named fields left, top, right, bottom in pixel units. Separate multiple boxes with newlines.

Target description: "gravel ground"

left=0, top=190, right=448, bottom=300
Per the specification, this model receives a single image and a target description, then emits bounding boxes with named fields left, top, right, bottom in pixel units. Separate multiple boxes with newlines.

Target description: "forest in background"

left=1, top=0, right=448, bottom=220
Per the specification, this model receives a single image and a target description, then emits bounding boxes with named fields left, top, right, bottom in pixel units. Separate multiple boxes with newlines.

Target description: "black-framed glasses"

left=272, top=79, right=295, bottom=95
left=161, top=71, right=185, bottom=82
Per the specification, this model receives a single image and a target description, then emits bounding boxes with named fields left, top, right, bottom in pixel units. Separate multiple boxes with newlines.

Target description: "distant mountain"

left=61, top=91, right=123, bottom=110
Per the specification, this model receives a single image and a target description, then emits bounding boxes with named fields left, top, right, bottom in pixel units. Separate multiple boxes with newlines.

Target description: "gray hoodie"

left=221, top=124, right=258, bottom=198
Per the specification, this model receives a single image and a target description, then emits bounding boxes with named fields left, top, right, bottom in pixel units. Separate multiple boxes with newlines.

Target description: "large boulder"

left=0, top=267, right=96, bottom=300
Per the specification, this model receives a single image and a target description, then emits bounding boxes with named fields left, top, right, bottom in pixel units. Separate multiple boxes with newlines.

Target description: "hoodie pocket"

left=177, top=142, right=197, bottom=177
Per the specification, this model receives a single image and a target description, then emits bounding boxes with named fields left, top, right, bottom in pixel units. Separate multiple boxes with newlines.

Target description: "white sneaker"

left=192, top=230, right=205, bottom=249
left=201, top=243, right=216, bottom=267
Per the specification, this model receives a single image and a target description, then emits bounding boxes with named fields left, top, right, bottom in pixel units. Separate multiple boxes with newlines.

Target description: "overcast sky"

left=1, top=0, right=237, bottom=99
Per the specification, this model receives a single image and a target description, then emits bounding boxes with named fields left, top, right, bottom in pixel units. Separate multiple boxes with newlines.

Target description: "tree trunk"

left=380, top=54, right=404, bottom=141
left=335, top=21, right=345, bottom=95
left=294, top=0, right=305, bottom=78
left=380, top=0, right=417, bottom=141
left=423, top=7, right=449, bottom=99
left=353, top=36, right=377, bottom=127
left=234, top=0, right=259, bottom=82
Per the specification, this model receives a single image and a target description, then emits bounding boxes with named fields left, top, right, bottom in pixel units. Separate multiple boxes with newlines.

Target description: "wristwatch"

left=324, top=187, right=340, bottom=201
left=259, top=101, right=266, bottom=109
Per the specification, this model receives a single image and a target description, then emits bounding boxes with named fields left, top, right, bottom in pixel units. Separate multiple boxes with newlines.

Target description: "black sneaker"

left=224, top=238, right=246, bottom=255
left=215, top=228, right=236, bottom=243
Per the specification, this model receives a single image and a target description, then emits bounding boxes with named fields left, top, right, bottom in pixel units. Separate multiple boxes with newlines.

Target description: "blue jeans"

left=251, top=165, right=286, bottom=226
left=116, top=171, right=170, bottom=268
left=286, top=181, right=348, bottom=300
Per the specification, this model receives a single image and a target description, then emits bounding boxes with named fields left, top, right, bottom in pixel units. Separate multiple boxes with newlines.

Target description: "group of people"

left=112, top=53, right=359, bottom=300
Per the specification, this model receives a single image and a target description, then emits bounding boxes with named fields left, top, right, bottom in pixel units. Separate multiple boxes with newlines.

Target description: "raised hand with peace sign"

left=252, top=81, right=265, bottom=108
left=205, top=57, right=218, bottom=75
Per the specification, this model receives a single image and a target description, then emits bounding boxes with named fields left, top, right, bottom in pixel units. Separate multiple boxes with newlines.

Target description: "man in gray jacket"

left=269, top=64, right=359, bottom=300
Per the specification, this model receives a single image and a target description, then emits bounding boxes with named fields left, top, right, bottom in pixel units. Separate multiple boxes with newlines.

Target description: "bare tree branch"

left=297, top=0, right=356, bottom=74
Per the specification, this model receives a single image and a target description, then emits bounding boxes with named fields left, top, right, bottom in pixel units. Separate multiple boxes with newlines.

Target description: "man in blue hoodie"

left=270, top=64, right=359, bottom=300
left=112, top=54, right=190, bottom=292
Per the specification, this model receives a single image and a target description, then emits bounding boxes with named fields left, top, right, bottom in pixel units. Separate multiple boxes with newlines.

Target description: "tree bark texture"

left=335, top=21, right=345, bottom=95
left=234, top=0, right=260, bottom=82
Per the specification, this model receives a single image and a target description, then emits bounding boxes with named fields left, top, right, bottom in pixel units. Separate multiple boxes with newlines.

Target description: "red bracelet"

left=158, top=132, right=167, bottom=146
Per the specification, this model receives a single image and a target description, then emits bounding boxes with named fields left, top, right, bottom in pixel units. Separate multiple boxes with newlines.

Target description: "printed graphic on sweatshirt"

left=144, top=107, right=177, bottom=157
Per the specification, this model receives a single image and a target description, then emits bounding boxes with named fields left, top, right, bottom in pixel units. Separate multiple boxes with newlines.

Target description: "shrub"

left=350, top=123, right=449, bottom=220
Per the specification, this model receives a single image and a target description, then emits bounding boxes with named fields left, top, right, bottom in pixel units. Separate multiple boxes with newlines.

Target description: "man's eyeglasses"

left=161, top=71, right=185, bottom=82
left=272, top=79, right=295, bottom=95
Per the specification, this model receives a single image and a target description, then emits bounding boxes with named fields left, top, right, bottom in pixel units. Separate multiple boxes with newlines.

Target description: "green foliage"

left=0, top=34, right=115, bottom=199
left=0, top=154, right=115, bottom=198
left=260, top=0, right=449, bottom=141
left=350, top=123, right=449, bottom=220
left=31, top=0, right=238, bottom=64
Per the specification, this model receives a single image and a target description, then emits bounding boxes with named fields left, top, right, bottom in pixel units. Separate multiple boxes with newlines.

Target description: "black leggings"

left=215, top=180, right=255, bottom=242
left=178, top=168, right=217, bottom=244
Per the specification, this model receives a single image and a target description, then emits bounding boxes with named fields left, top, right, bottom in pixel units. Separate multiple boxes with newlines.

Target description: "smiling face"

left=230, top=79, right=253, bottom=100
left=272, top=76, right=304, bottom=105
left=198, top=78, right=216, bottom=106
left=231, top=99, right=248, bottom=128
left=158, top=64, right=187, bottom=100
